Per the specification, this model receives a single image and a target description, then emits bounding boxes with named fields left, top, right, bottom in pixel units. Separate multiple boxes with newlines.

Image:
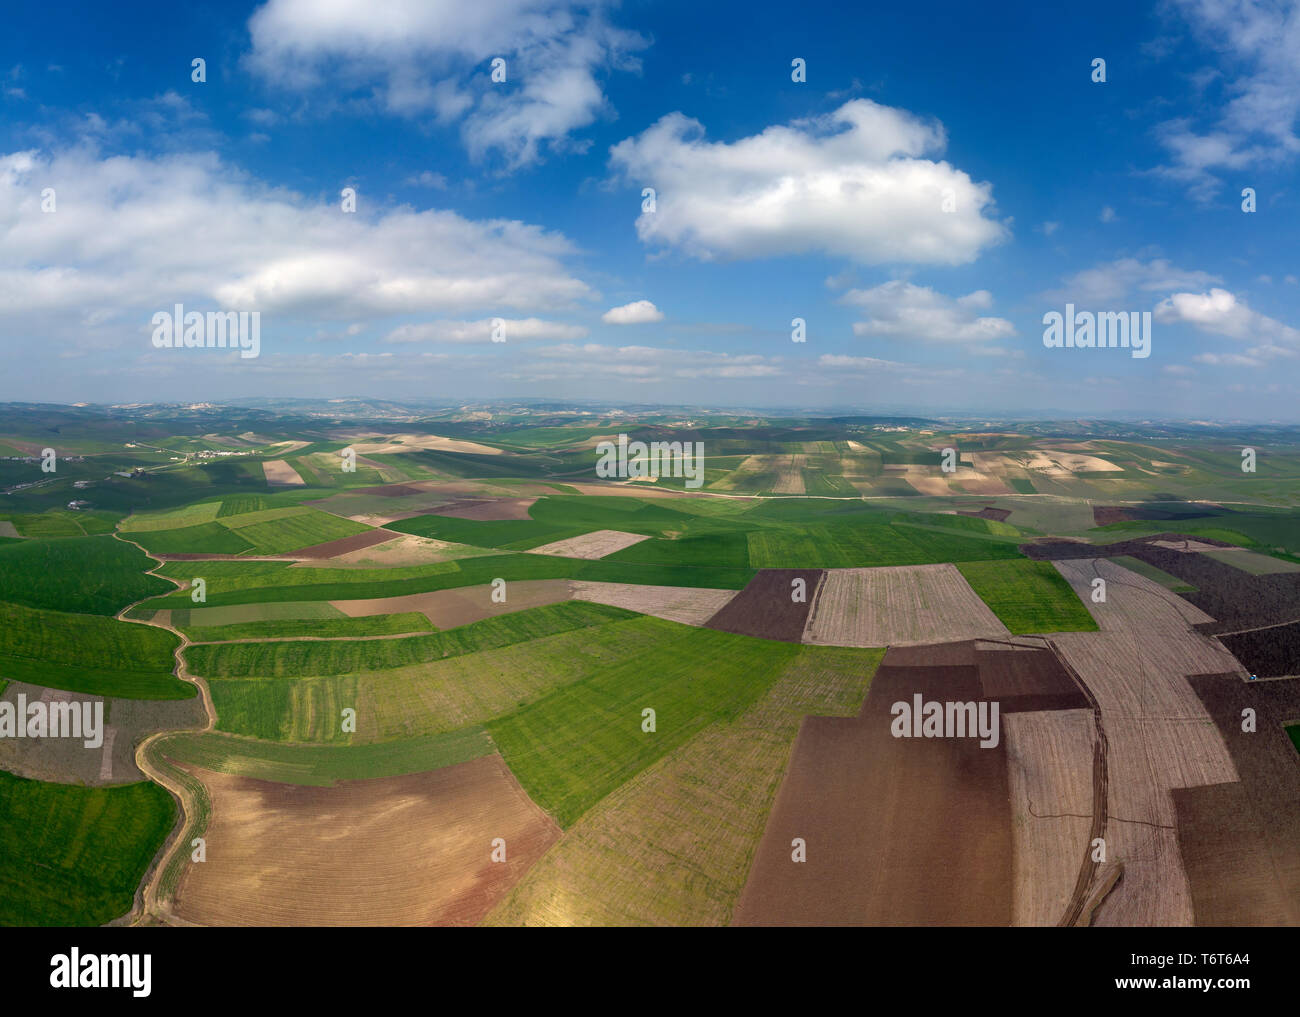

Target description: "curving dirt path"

left=111, top=529, right=216, bottom=926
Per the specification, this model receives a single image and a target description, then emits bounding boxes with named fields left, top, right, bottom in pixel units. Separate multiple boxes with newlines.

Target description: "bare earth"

left=734, top=649, right=1012, bottom=926
left=527, top=529, right=651, bottom=560
left=772, top=454, right=806, bottom=495
left=1175, top=673, right=1300, bottom=925
left=290, top=532, right=492, bottom=568
left=429, top=498, right=537, bottom=521
left=262, top=460, right=305, bottom=487
left=569, top=581, right=738, bottom=626
left=1004, top=708, right=1097, bottom=926
left=0, top=681, right=205, bottom=786
left=171, top=754, right=560, bottom=926
left=330, top=431, right=504, bottom=456
left=1048, top=559, right=1242, bottom=925
left=804, top=564, right=1010, bottom=647
left=279, top=528, right=394, bottom=559
left=331, top=579, right=573, bottom=629
left=1150, top=539, right=1231, bottom=552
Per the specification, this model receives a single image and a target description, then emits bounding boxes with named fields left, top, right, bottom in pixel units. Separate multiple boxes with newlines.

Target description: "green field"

left=1, top=509, right=119, bottom=537
left=390, top=495, right=1026, bottom=571
left=487, top=643, right=883, bottom=925
left=144, top=552, right=754, bottom=609
left=156, top=726, right=494, bottom=785
left=129, top=521, right=256, bottom=555
left=0, top=535, right=171, bottom=614
left=956, top=559, right=1100, bottom=634
left=1199, top=548, right=1300, bottom=575
left=1288, top=724, right=1300, bottom=755
left=487, top=622, right=807, bottom=827
left=128, top=506, right=372, bottom=557
left=0, top=771, right=176, bottom=925
left=1095, top=508, right=1300, bottom=557
left=207, top=612, right=698, bottom=743
left=182, top=611, right=435, bottom=643
left=187, top=601, right=631, bottom=678
left=120, top=501, right=223, bottom=532
left=0, top=601, right=193, bottom=699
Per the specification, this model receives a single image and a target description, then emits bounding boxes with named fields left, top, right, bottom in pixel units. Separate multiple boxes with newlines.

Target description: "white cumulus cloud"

left=0, top=148, right=595, bottom=349
left=608, top=99, right=1009, bottom=265
left=601, top=299, right=663, bottom=324
left=842, top=281, right=1016, bottom=343
left=1156, top=287, right=1300, bottom=366
left=245, top=0, right=648, bottom=168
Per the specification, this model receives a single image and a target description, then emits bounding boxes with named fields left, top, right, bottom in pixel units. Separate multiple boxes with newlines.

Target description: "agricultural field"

left=0, top=602, right=192, bottom=699
left=803, top=564, right=1009, bottom=646
left=1, top=404, right=1298, bottom=930
left=955, top=559, right=1100, bottom=634
left=0, top=770, right=175, bottom=925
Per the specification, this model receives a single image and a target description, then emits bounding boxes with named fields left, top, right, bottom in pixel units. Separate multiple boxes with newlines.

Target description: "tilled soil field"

left=332, top=579, right=574, bottom=629
left=802, top=564, right=1009, bottom=648
left=569, top=581, right=738, bottom=626
left=958, top=506, right=1012, bottom=522
left=1026, top=534, right=1300, bottom=634
left=1175, top=672, right=1300, bottom=925
left=1053, top=558, right=1215, bottom=633
left=1219, top=620, right=1300, bottom=678
left=0, top=682, right=206, bottom=785
left=527, top=529, right=650, bottom=559
left=262, top=460, right=305, bottom=487
left=705, top=569, right=826, bottom=642
left=733, top=647, right=1012, bottom=925
left=172, top=754, right=561, bottom=926
left=976, top=641, right=1088, bottom=712
left=1003, top=707, right=1096, bottom=926
left=277, top=528, right=396, bottom=559
left=428, top=498, right=538, bottom=521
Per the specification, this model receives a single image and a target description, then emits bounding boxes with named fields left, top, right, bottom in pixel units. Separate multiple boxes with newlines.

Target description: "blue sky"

left=2, top=0, right=1298, bottom=418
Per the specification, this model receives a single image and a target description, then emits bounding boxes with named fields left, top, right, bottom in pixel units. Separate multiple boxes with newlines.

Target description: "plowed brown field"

left=1004, top=708, right=1096, bottom=926
left=279, top=528, right=394, bottom=559
left=429, top=498, right=537, bottom=520
left=172, top=754, right=560, bottom=926
left=527, top=529, right=650, bottom=559
left=569, top=581, right=737, bottom=625
left=733, top=649, right=1012, bottom=925
left=804, top=564, right=1009, bottom=647
left=705, top=569, right=826, bottom=642
left=332, top=579, right=573, bottom=628
left=1175, top=673, right=1300, bottom=925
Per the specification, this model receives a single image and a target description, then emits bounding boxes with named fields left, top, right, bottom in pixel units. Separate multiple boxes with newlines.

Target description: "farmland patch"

left=172, top=755, right=558, bottom=925
left=804, top=564, right=1008, bottom=646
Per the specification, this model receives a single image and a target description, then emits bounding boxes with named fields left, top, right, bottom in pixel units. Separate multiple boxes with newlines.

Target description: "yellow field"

left=483, top=644, right=882, bottom=926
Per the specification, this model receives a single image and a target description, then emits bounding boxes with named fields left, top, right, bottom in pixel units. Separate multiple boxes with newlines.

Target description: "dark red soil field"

left=733, top=643, right=1012, bottom=925
left=428, top=498, right=537, bottom=521
left=958, top=506, right=1011, bottom=522
left=352, top=483, right=429, bottom=497
left=976, top=641, right=1088, bottom=713
left=1091, top=505, right=1224, bottom=527
left=1174, top=672, right=1300, bottom=925
left=279, top=528, right=397, bottom=559
left=1024, top=534, right=1300, bottom=634
left=1219, top=621, right=1300, bottom=678
left=704, top=568, right=826, bottom=642
left=1173, top=781, right=1293, bottom=926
